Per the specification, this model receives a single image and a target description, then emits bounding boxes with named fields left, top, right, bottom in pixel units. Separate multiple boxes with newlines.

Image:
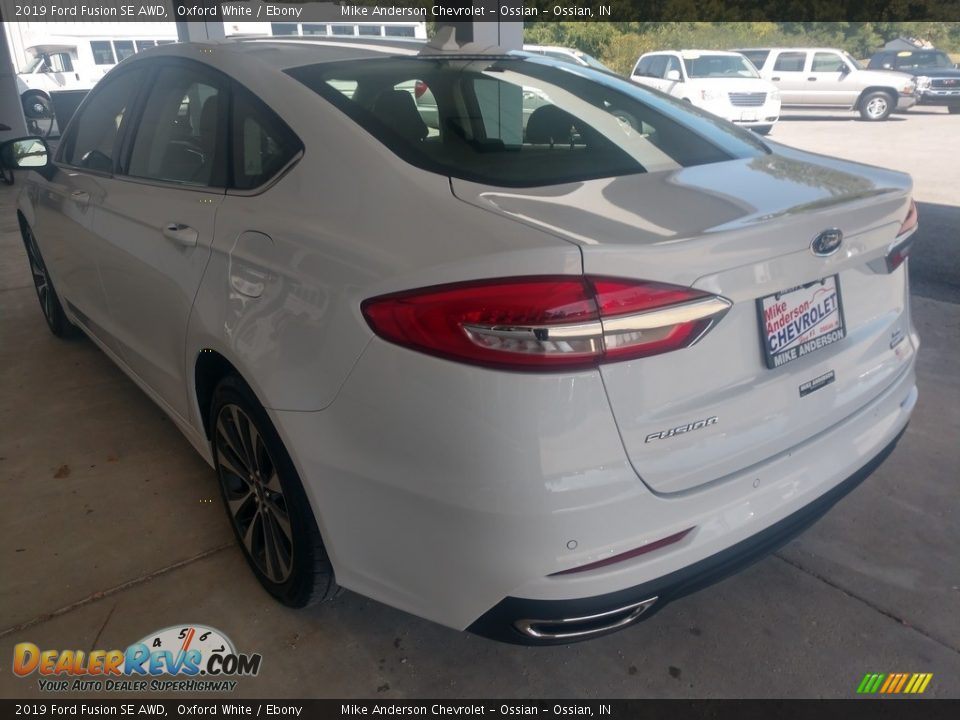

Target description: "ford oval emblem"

left=811, top=228, right=843, bottom=256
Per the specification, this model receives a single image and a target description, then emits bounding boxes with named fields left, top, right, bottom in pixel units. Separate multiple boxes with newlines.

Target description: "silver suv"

left=734, top=48, right=917, bottom=120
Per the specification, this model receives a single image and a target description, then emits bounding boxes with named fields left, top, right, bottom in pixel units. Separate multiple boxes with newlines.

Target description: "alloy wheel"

left=865, top=96, right=889, bottom=119
left=24, top=228, right=54, bottom=324
left=215, top=403, right=294, bottom=584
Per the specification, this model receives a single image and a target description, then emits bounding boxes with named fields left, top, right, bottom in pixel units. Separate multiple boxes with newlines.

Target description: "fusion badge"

left=645, top=416, right=718, bottom=443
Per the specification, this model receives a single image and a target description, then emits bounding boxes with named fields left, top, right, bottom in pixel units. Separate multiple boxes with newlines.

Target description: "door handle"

left=71, top=190, right=89, bottom=203
left=162, top=223, right=198, bottom=248
left=807, top=77, right=817, bottom=81
left=772, top=76, right=781, bottom=81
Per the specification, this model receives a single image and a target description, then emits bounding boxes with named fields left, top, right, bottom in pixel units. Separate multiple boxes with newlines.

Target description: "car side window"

left=812, top=52, right=845, bottom=73
left=773, top=52, right=806, bottom=72
left=741, top=50, right=769, bottom=70
left=59, top=68, right=145, bottom=173
left=664, top=55, right=683, bottom=78
left=127, top=64, right=228, bottom=187
left=634, top=57, right=652, bottom=76
left=90, top=41, right=115, bottom=65
left=230, top=86, right=302, bottom=191
left=647, top=56, right=668, bottom=79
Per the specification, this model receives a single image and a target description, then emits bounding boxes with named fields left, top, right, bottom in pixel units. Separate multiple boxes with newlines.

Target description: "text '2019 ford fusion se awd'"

left=2, top=35, right=919, bottom=644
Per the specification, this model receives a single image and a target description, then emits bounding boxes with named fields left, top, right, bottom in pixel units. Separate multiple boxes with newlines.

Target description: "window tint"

left=271, top=23, right=299, bottom=36
left=90, top=41, right=115, bottom=65
left=665, top=55, right=683, bottom=77
left=61, top=68, right=144, bottom=172
left=302, top=24, right=328, bottom=36
left=385, top=26, right=416, bottom=37
left=740, top=50, right=770, bottom=70
left=773, top=52, right=806, bottom=72
left=359, top=25, right=381, bottom=36
left=811, top=53, right=844, bottom=72
left=331, top=25, right=355, bottom=36
left=231, top=86, right=302, bottom=190
left=127, top=65, right=226, bottom=186
left=113, top=40, right=135, bottom=62
left=287, top=58, right=768, bottom=188
left=647, top=56, right=668, bottom=78
left=633, top=57, right=652, bottom=76
left=136, top=40, right=156, bottom=52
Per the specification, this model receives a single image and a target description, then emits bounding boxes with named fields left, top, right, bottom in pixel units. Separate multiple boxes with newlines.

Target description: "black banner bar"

left=2, top=700, right=960, bottom=719
left=1, top=0, right=959, bottom=23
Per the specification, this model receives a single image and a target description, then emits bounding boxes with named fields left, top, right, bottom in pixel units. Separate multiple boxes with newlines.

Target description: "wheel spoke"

left=226, top=488, right=254, bottom=517
left=217, top=413, right=250, bottom=476
left=264, top=498, right=292, bottom=544
left=232, top=405, right=257, bottom=471
left=262, top=509, right=290, bottom=581
left=242, top=508, right=261, bottom=556
left=263, top=471, right=282, bottom=493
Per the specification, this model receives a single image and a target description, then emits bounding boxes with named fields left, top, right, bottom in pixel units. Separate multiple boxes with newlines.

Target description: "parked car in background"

left=2, top=37, right=920, bottom=645
left=732, top=47, right=917, bottom=120
left=867, top=48, right=960, bottom=114
left=524, top=44, right=615, bottom=73
left=631, top=50, right=781, bottom=134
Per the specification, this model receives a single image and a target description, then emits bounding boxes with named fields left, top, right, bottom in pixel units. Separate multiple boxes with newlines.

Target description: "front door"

left=92, top=61, right=228, bottom=417
left=767, top=50, right=809, bottom=105
left=804, top=51, right=860, bottom=106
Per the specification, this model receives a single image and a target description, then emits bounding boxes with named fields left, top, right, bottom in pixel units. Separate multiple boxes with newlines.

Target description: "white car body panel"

left=13, top=38, right=919, bottom=638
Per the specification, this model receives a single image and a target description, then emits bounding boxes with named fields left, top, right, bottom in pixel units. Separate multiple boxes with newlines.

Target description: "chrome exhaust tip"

left=513, top=596, right=658, bottom=641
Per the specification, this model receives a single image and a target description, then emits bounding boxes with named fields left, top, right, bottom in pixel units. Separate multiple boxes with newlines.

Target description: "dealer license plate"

left=758, top=275, right=846, bottom=369
left=740, top=111, right=758, bottom=122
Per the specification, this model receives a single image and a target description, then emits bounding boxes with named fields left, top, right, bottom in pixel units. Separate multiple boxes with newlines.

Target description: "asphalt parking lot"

left=1, top=108, right=958, bottom=699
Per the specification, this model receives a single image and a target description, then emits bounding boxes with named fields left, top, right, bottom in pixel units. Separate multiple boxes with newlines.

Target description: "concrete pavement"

left=1, top=111, right=958, bottom=698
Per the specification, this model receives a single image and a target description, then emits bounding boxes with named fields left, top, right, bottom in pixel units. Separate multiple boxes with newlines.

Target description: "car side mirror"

left=839, top=65, right=851, bottom=76
left=665, top=69, right=682, bottom=82
left=0, top=136, right=50, bottom=169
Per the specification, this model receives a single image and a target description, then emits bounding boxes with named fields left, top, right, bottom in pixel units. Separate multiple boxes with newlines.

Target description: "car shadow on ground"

left=778, top=114, right=908, bottom=122
left=910, top=201, right=960, bottom=304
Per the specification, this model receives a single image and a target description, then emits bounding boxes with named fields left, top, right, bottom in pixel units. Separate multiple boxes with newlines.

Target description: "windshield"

left=895, top=51, right=952, bottom=69
left=287, top=57, right=768, bottom=188
left=24, top=56, right=45, bottom=73
left=682, top=54, right=759, bottom=78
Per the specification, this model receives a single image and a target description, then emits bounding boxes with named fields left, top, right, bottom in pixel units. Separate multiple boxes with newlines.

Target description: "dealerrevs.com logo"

left=13, top=624, right=262, bottom=693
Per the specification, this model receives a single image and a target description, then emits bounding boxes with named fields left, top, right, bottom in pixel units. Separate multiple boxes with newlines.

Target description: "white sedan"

left=632, top=50, right=782, bottom=134
left=3, top=36, right=919, bottom=644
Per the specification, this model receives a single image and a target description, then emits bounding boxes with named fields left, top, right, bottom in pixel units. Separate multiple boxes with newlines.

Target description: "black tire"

left=753, top=125, right=773, bottom=136
left=210, top=375, right=337, bottom=608
left=948, top=105, right=960, bottom=115
left=859, top=91, right=894, bottom=121
left=20, top=221, right=79, bottom=338
left=21, top=92, right=55, bottom=137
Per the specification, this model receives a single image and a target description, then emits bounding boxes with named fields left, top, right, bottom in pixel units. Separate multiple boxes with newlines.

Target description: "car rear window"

left=286, top=57, right=768, bottom=187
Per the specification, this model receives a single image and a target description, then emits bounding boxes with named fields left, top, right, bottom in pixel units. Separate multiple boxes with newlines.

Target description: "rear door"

left=767, top=50, right=809, bottom=104
left=805, top=51, right=859, bottom=106
left=91, top=60, right=227, bottom=417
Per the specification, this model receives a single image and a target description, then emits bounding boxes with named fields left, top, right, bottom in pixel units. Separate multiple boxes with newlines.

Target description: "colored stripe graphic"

left=857, top=672, right=932, bottom=694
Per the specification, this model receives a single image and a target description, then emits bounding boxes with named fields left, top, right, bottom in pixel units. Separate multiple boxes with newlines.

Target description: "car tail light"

left=361, top=276, right=731, bottom=371
left=414, top=80, right=429, bottom=99
left=886, top=199, right=919, bottom=272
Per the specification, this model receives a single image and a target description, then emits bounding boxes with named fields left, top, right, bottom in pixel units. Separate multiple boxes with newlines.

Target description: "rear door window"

left=773, top=52, right=807, bottom=72
left=126, top=64, right=227, bottom=187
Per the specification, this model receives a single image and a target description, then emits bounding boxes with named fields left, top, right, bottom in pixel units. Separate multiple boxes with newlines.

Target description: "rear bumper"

left=469, top=425, right=908, bottom=645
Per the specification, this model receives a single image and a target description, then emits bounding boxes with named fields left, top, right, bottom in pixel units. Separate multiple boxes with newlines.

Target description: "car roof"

left=645, top=49, right=746, bottom=57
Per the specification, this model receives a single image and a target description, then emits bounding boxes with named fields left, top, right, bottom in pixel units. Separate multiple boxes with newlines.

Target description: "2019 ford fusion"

left=3, top=36, right=919, bottom=644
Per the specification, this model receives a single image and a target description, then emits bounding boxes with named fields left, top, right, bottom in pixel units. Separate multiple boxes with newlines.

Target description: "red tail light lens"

left=886, top=199, right=919, bottom=272
left=362, top=276, right=731, bottom=371
left=414, top=80, right=429, bottom=99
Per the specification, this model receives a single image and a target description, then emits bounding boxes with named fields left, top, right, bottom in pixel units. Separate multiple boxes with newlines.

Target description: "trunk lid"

left=451, top=145, right=916, bottom=494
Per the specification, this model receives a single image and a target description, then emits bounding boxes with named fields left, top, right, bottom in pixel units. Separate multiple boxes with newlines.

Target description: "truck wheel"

left=22, top=92, right=51, bottom=120
left=859, top=91, right=894, bottom=121
left=753, top=125, right=773, bottom=136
